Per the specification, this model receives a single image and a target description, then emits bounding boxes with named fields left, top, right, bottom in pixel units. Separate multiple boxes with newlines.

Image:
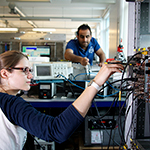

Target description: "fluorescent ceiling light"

left=71, top=18, right=101, bottom=22
left=20, top=17, right=50, bottom=21
left=27, top=21, right=37, bottom=28
left=71, top=0, right=115, bottom=3
left=13, top=5, right=37, bottom=28
left=19, top=16, right=101, bottom=22
left=0, top=28, right=18, bottom=31
left=32, top=28, right=56, bottom=32
left=7, top=0, right=51, bottom=2
left=14, top=6, right=26, bottom=17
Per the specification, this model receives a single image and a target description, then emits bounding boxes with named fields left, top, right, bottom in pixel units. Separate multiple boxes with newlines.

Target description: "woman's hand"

left=94, top=63, right=124, bottom=87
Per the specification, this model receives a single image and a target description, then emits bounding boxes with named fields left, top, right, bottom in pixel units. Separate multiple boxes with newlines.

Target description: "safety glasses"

left=7, top=67, right=33, bottom=75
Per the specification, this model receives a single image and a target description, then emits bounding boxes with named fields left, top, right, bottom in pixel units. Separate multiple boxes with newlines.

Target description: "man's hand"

left=81, top=57, right=90, bottom=66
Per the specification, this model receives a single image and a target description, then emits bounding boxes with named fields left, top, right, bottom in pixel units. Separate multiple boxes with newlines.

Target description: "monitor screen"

left=37, top=66, right=52, bottom=76
left=22, top=45, right=50, bottom=57
left=33, top=63, right=54, bottom=80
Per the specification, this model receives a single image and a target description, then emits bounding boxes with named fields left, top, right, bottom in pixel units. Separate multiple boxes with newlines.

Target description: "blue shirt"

left=0, top=92, right=84, bottom=144
left=66, top=37, right=100, bottom=65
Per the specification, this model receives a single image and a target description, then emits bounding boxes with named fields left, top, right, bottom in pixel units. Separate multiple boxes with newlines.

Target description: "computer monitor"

left=22, top=45, right=50, bottom=57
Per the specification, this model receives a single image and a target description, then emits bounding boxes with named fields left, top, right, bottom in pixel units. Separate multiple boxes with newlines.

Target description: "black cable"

left=118, top=75, right=139, bottom=146
left=125, top=94, right=144, bottom=121
left=96, top=51, right=147, bottom=149
left=119, top=91, right=134, bottom=140
left=65, top=80, right=79, bottom=98
left=120, top=51, right=142, bottom=88
left=91, top=52, right=145, bottom=149
left=115, top=99, right=126, bottom=147
left=117, top=51, right=143, bottom=147
left=125, top=100, right=143, bottom=144
left=29, top=134, right=45, bottom=150
left=92, top=97, right=124, bottom=148
left=94, top=93, right=126, bottom=147
left=123, top=62, right=145, bottom=145
left=92, top=96, right=117, bottom=120
left=106, top=84, right=128, bottom=147
left=107, top=97, right=118, bottom=150
left=99, top=77, right=138, bottom=93
left=68, top=73, right=76, bottom=80
left=91, top=78, right=131, bottom=148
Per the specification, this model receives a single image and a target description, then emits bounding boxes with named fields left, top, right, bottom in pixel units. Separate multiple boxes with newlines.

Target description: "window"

left=100, top=12, right=110, bottom=59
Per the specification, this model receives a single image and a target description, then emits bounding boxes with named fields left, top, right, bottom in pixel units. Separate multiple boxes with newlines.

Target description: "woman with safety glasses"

left=0, top=50, right=124, bottom=150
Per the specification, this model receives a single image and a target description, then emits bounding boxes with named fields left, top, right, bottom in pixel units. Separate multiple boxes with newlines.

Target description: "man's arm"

left=95, top=48, right=106, bottom=66
left=64, top=48, right=89, bottom=66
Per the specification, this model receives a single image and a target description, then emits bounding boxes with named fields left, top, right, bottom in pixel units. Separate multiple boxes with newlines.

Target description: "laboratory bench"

left=23, top=95, right=125, bottom=108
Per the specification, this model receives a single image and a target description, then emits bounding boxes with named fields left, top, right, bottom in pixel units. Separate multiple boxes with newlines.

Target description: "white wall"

left=109, top=0, right=119, bottom=59
left=122, top=1, right=129, bottom=59
left=101, top=0, right=129, bottom=60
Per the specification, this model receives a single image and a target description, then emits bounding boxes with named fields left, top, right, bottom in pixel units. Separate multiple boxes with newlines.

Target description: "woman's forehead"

left=15, top=57, right=30, bottom=67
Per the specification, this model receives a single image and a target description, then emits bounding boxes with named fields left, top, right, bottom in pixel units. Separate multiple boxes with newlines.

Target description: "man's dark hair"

left=77, top=24, right=92, bottom=35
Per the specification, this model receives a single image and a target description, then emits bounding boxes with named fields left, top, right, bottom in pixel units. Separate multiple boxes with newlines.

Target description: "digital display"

left=40, top=84, right=50, bottom=89
left=37, top=66, right=51, bottom=76
left=33, top=63, right=55, bottom=80
left=22, top=45, right=50, bottom=57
